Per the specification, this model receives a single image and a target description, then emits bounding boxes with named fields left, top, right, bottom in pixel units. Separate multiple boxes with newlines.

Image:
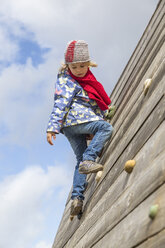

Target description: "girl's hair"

left=59, top=61, right=98, bottom=73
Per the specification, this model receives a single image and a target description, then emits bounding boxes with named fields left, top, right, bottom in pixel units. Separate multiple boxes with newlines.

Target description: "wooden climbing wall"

left=52, top=1, right=165, bottom=247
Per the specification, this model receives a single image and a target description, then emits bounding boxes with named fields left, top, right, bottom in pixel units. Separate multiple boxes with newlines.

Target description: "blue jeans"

left=63, top=120, right=113, bottom=200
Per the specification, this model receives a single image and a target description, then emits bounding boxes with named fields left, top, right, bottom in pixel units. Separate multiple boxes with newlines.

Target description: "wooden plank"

left=110, top=0, right=164, bottom=101
left=100, top=63, right=165, bottom=169
left=64, top=120, right=165, bottom=247
left=99, top=71, right=165, bottom=184
left=136, top=228, right=165, bottom=248
left=52, top=3, right=165, bottom=246
left=112, top=19, right=165, bottom=116
left=112, top=24, right=165, bottom=130
left=54, top=37, right=165, bottom=248
left=111, top=0, right=164, bottom=103
left=103, top=43, right=165, bottom=166
left=85, top=95, right=165, bottom=217
left=67, top=150, right=165, bottom=248
left=111, top=39, right=165, bottom=130
left=54, top=68, right=165, bottom=247
left=53, top=91, right=165, bottom=247
left=101, top=49, right=165, bottom=174
left=92, top=184, right=165, bottom=248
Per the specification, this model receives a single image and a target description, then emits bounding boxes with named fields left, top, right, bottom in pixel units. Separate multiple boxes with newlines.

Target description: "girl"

left=47, top=40, right=113, bottom=217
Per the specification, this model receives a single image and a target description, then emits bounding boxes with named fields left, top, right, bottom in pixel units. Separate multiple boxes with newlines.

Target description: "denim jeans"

left=63, top=120, right=113, bottom=200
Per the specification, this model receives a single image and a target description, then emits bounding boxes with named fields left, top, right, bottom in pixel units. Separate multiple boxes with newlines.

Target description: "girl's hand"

left=47, top=132, right=56, bottom=145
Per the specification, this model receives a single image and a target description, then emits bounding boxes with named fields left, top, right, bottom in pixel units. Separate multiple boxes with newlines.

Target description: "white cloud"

left=0, top=0, right=84, bottom=47
left=0, top=164, right=72, bottom=248
left=34, top=241, right=52, bottom=248
left=0, top=49, right=59, bottom=145
left=0, top=0, right=158, bottom=48
left=0, top=26, right=18, bottom=63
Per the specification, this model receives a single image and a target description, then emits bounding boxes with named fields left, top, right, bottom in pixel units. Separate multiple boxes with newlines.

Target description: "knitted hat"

left=64, top=40, right=90, bottom=64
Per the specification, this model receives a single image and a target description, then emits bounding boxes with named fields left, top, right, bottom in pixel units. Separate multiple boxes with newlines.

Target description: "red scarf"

left=68, top=69, right=111, bottom=110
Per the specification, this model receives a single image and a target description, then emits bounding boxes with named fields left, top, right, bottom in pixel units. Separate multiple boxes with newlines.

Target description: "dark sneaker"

left=79, top=160, right=103, bottom=174
left=70, top=198, right=83, bottom=216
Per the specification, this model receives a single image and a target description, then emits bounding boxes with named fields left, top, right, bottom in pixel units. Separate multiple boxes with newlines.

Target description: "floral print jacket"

left=47, top=70, right=107, bottom=134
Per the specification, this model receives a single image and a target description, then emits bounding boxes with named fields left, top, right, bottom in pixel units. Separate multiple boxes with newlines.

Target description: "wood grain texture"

left=137, top=228, right=165, bottom=248
left=101, top=55, right=165, bottom=167
left=54, top=118, right=165, bottom=248
left=67, top=149, right=165, bottom=248
left=110, top=0, right=164, bottom=104
left=92, top=184, right=165, bottom=248
left=86, top=88, right=165, bottom=216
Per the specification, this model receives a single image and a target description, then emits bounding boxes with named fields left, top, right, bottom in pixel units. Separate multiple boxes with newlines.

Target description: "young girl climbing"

left=46, top=40, right=113, bottom=217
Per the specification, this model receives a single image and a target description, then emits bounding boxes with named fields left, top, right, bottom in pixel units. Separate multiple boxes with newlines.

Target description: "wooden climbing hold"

left=124, top=160, right=136, bottom=173
left=143, top=78, right=152, bottom=95
left=149, top=204, right=159, bottom=219
left=95, top=171, right=103, bottom=182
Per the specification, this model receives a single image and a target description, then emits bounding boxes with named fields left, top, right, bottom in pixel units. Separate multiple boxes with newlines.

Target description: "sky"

left=0, top=0, right=159, bottom=247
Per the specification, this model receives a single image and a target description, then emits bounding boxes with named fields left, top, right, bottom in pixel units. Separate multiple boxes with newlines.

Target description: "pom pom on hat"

left=64, top=40, right=90, bottom=64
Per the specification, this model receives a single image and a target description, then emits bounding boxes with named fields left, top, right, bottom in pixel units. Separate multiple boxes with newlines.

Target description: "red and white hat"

left=64, top=40, right=90, bottom=64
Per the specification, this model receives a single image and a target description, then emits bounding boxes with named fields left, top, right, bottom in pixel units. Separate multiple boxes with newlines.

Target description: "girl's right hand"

left=47, top=132, right=56, bottom=145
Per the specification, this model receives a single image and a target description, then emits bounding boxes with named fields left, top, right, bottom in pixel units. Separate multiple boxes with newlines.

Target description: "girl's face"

left=68, top=62, right=89, bottom=77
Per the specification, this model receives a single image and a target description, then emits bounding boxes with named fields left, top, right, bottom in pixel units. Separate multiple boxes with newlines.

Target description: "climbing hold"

left=95, top=171, right=103, bottom=182
left=143, top=78, right=152, bottom=95
left=149, top=204, right=159, bottom=219
left=124, top=160, right=136, bottom=173
left=106, top=105, right=116, bottom=120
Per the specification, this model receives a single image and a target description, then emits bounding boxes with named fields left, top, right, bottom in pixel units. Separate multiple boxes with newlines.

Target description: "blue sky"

left=0, top=0, right=158, bottom=247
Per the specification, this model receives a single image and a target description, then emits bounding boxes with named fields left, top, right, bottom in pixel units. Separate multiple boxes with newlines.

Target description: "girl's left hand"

left=47, top=132, right=56, bottom=145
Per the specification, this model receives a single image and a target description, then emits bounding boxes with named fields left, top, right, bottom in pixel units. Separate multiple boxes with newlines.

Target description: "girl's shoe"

left=70, top=198, right=83, bottom=216
left=79, top=160, right=103, bottom=174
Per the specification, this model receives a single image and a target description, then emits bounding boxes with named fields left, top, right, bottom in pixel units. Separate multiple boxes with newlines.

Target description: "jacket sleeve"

left=47, top=77, right=77, bottom=133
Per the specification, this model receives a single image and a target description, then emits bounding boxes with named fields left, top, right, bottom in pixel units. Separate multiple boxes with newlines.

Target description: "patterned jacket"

left=47, top=70, right=108, bottom=134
